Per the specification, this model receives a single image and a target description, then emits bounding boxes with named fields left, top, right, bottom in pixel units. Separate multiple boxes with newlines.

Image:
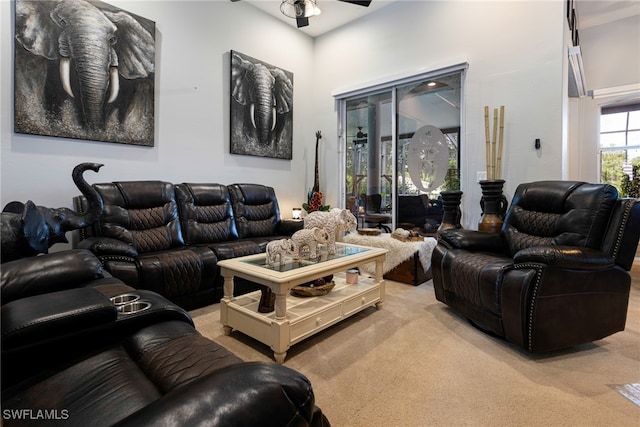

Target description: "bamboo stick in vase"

left=496, top=105, right=505, bottom=180
left=491, top=108, right=498, bottom=180
left=484, top=106, right=491, bottom=180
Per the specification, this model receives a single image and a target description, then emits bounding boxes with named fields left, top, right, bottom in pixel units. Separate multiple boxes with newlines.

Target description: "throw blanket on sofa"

left=342, top=233, right=437, bottom=277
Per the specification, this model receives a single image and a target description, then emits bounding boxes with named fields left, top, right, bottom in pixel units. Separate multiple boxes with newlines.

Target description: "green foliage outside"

left=602, top=153, right=640, bottom=198
left=442, top=150, right=460, bottom=191
left=621, top=160, right=640, bottom=198
left=601, top=151, right=625, bottom=191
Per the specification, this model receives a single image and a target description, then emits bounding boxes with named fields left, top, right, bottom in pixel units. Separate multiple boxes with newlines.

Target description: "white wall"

left=313, top=1, right=566, bottom=228
left=1, top=0, right=315, bottom=219
left=3, top=0, right=629, bottom=235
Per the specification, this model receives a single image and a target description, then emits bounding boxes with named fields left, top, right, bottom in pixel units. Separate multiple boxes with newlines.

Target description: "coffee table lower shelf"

left=221, top=273, right=383, bottom=363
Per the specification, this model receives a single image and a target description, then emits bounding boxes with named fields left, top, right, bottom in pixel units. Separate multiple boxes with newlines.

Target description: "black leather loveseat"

left=1, top=249, right=329, bottom=426
left=75, top=182, right=302, bottom=310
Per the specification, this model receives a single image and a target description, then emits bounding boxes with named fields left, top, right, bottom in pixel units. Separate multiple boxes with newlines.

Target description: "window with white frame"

left=600, top=103, right=640, bottom=197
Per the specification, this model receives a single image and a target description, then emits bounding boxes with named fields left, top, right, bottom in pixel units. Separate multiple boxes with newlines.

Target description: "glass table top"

left=239, top=244, right=370, bottom=273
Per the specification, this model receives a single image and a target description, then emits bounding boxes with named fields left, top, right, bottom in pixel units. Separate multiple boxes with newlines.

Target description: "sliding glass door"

left=395, top=72, right=461, bottom=232
left=339, top=66, right=464, bottom=233
left=345, top=91, right=393, bottom=221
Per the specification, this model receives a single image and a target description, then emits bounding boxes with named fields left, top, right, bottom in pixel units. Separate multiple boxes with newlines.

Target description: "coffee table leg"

left=271, top=302, right=289, bottom=363
left=273, top=351, right=287, bottom=364
left=222, top=271, right=235, bottom=301
left=221, top=270, right=235, bottom=335
left=274, top=288, right=287, bottom=321
left=375, top=257, right=385, bottom=308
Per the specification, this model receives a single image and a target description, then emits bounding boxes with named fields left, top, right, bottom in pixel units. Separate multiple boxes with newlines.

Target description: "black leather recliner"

left=1, top=249, right=330, bottom=426
left=432, top=181, right=640, bottom=353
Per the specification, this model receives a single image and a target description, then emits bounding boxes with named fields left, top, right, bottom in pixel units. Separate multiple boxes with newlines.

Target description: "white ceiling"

left=243, top=0, right=397, bottom=37
left=242, top=0, right=639, bottom=38
left=575, top=0, right=640, bottom=29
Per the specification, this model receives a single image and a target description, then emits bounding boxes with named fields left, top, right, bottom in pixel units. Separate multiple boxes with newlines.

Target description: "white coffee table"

left=218, top=243, right=387, bottom=363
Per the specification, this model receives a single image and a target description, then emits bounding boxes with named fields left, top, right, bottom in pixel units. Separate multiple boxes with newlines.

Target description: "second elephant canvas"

left=230, top=50, right=293, bottom=160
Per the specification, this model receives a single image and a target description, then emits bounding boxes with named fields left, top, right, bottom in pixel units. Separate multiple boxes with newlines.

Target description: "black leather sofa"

left=432, top=181, right=640, bottom=353
left=75, top=182, right=302, bottom=310
left=1, top=249, right=329, bottom=426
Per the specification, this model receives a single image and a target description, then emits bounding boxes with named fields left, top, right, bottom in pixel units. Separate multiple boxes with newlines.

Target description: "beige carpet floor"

left=190, top=260, right=640, bottom=427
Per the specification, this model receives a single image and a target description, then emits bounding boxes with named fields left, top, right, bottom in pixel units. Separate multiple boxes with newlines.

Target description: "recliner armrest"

left=438, top=229, right=506, bottom=253
left=513, top=245, right=615, bottom=270
left=2, top=287, right=116, bottom=350
left=77, top=237, right=139, bottom=258
left=1, top=250, right=105, bottom=303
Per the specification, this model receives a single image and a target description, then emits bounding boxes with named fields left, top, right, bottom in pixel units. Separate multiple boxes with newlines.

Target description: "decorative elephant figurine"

left=1, top=163, right=104, bottom=263
left=230, top=51, right=293, bottom=156
left=14, top=0, right=155, bottom=143
left=304, top=208, right=357, bottom=254
left=265, top=238, right=296, bottom=266
left=291, top=227, right=330, bottom=260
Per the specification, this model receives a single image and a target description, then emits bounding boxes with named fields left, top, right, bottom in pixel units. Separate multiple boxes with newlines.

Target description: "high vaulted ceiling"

left=243, top=0, right=397, bottom=37
left=576, top=0, right=640, bottom=29
left=242, top=0, right=639, bottom=38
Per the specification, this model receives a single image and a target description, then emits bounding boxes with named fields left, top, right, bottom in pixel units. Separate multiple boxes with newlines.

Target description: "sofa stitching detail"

left=611, top=201, right=632, bottom=260
left=513, top=262, right=544, bottom=352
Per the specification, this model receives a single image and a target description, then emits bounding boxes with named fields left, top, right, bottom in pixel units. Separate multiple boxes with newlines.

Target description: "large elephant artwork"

left=230, top=51, right=293, bottom=160
left=14, top=0, right=155, bottom=146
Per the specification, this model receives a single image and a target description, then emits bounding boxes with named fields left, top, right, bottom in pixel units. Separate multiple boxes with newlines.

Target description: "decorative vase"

left=438, top=190, right=463, bottom=232
left=478, top=179, right=506, bottom=233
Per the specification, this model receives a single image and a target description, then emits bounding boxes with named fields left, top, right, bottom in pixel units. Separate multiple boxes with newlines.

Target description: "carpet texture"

left=191, top=259, right=640, bottom=426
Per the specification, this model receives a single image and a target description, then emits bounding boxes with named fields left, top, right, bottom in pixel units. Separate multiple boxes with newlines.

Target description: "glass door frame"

left=335, top=62, right=468, bottom=230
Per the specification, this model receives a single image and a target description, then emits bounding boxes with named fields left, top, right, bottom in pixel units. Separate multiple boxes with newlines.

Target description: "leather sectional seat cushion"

left=75, top=182, right=303, bottom=310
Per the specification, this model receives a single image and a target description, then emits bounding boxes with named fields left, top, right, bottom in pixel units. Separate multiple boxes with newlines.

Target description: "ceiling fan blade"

left=296, top=16, right=309, bottom=28
left=338, top=0, right=372, bottom=6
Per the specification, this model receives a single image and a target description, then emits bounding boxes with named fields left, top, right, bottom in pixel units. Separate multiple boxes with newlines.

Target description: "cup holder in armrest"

left=112, top=290, right=194, bottom=329
left=110, top=293, right=140, bottom=305
left=117, top=300, right=151, bottom=315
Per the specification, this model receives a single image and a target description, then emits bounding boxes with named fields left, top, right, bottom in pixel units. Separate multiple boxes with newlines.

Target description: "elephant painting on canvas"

left=14, top=0, right=155, bottom=146
left=230, top=51, right=293, bottom=159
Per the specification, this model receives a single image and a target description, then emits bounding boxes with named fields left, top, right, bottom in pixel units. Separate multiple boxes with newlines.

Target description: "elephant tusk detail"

left=107, top=67, right=119, bottom=104
left=250, top=103, right=256, bottom=129
left=271, top=107, right=277, bottom=131
left=59, top=57, right=74, bottom=98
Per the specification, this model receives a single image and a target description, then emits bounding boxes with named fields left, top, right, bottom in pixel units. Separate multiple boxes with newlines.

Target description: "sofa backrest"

left=92, top=181, right=184, bottom=253
left=228, top=184, right=281, bottom=238
left=503, top=181, right=618, bottom=256
left=175, top=183, right=239, bottom=244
